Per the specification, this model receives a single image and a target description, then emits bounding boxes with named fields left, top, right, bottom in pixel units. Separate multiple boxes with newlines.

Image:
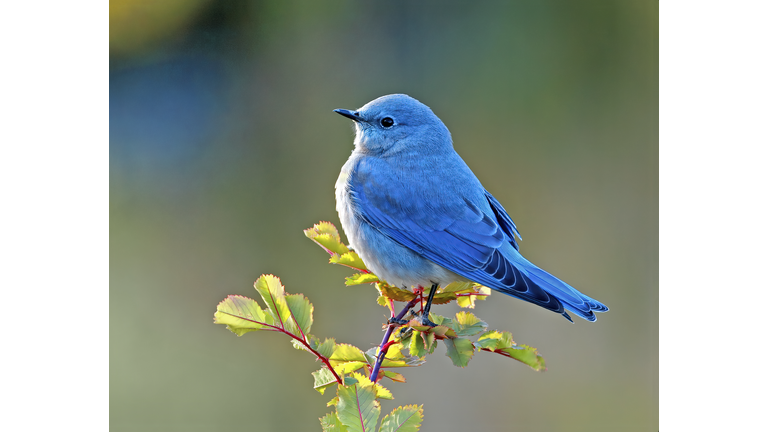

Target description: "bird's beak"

left=334, top=109, right=363, bottom=123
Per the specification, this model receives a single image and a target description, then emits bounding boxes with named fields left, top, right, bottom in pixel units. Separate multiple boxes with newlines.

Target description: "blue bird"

left=334, top=94, right=608, bottom=324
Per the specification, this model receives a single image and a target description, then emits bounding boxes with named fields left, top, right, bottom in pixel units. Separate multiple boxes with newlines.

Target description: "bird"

left=333, top=94, right=608, bottom=324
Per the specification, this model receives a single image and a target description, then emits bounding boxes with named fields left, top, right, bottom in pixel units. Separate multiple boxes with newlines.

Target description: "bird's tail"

left=509, top=252, right=609, bottom=322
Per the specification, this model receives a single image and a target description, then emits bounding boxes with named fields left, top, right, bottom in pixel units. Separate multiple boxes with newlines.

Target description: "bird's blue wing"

left=351, top=170, right=571, bottom=317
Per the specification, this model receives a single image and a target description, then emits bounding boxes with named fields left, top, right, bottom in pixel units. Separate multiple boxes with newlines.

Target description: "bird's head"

left=334, top=94, right=452, bottom=156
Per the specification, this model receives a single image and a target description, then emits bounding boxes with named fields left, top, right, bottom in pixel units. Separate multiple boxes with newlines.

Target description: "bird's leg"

left=418, top=283, right=439, bottom=327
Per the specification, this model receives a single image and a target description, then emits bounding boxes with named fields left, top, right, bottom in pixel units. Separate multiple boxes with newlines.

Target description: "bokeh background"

left=110, top=1, right=658, bottom=431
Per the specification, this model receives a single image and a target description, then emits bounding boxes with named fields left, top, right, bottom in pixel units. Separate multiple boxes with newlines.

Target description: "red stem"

left=218, top=311, right=343, bottom=384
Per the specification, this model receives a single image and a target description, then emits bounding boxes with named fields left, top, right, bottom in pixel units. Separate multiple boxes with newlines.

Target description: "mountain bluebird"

left=334, top=94, right=608, bottom=323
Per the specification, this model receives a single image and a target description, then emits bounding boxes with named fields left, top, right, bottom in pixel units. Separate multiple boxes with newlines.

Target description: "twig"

left=369, top=297, right=420, bottom=382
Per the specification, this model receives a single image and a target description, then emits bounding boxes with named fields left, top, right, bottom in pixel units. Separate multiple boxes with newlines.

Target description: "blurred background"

left=110, top=1, right=657, bottom=431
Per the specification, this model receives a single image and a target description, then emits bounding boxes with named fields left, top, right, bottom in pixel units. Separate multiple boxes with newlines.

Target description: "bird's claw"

left=417, top=313, right=437, bottom=328
left=388, top=316, right=409, bottom=326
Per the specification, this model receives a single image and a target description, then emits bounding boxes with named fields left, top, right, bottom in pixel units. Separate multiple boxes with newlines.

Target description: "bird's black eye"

left=380, top=117, right=394, bottom=128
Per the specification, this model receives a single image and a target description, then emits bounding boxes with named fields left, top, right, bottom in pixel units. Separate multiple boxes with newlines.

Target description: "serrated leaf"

left=314, top=233, right=351, bottom=256
left=450, top=311, right=487, bottom=336
left=444, top=337, right=475, bottom=367
left=475, top=331, right=546, bottom=371
left=376, top=295, right=390, bottom=307
left=320, top=412, right=349, bottom=432
left=285, top=293, right=313, bottom=335
left=457, top=285, right=492, bottom=308
left=334, top=361, right=367, bottom=375
left=349, top=372, right=393, bottom=400
left=441, top=281, right=473, bottom=293
left=330, top=344, right=368, bottom=367
left=377, top=283, right=417, bottom=302
left=336, top=379, right=381, bottom=432
left=213, top=295, right=271, bottom=336
left=430, top=325, right=457, bottom=338
left=327, top=396, right=340, bottom=407
left=305, top=222, right=350, bottom=255
left=346, top=272, right=380, bottom=286
left=315, top=337, right=337, bottom=359
left=253, top=275, right=301, bottom=335
left=305, top=221, right=343, bottom=240
left=330, top=251, right=369, bottom=271
left=313, top=368, right=339, bottom=394
left=428, top=313, right=451, bottom=327
left=495, top=345, right=547, bottom=371
left=422, top=331, right=437, bottom=354
left=476, top=330, right=514, bottom=350
left=409, top=331, right=427, bottom=357
left=381, top=370, right=406, bottom=383
left=378, top=404, right=424, bottom=432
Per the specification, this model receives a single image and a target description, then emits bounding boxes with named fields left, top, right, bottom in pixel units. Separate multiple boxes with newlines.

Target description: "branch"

left=369, top=297, right=420, bottom=382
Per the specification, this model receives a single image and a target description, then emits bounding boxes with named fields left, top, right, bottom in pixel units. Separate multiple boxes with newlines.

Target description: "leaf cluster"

left=213, top=221, right=548, bottom=431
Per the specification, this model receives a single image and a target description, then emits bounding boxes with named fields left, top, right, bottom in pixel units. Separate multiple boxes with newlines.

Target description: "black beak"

left=334, top=109, right=363, bottom=122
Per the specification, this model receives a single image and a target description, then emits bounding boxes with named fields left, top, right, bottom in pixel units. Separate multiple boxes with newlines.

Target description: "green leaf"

left=349, top=372, right=393, bottom=400
left=495, top=345, right=546, bottom=371
left=429, top=325, right=457, bottom=339
left=381, top=370, right=406, bottom=383
left=330, top=344, right=368, bottom=368
left=346, top=272, right=380, bottom=286
left=377, top=283, right=417, bottom=302
left=440, top=281, right=473, bottom=293
left=456, top=284, right=491, bottom=309
left=336, top=378, right=381, bottom=432
left=475, top=330, right=513, bottom=351
left=450, top=311, right=487, bottom=337
left=320, top=412, right=349, bottom=432
left=475, top=331, right=546, bottom=371
left=315, top=337, right=337, bottom=359
left=444, top=337, right=475, bottom=367
left=422, top=331, right=437, bottom=355
left=330, top=251, right=369, bottom=271
left=313, top=368, right=339, bottom=394
left=213, top=295, right=271, bottom=336
left=428, top=313, right=451, bottom=327
left=253, top=275, right=301, bottom=335
left=305, top=222, right=350, bottom=256
left=286, top=293, right=313, bottom=335
left=378, top=404, right=424, bottom=432
left=409, top=331, right=427, bottom=357
left=334, top=361, right=367, bottom=375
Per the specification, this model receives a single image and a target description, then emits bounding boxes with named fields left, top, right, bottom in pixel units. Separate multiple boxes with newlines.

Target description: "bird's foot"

left=387, top=316, right=410, bottom=326
left=416, top=312, right=437, bottom=328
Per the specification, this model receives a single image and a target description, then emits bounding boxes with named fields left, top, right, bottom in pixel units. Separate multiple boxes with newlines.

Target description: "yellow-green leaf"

left=444, top=337, right=475, bottom=367
left=349, top=372, right=393, bottom=400
left=336, top=378, right=381, bottom=432
left=213, top=295, right=271, bottom=336
left=329, top=344, right=368, bottom=368
left=450, top=311, right=487, bottom=336
left=456, top=285, right=492, bottom=308
left=253, top=275, right=301, bottom=335
left=381, top=370, right=406, bottom=383
left=286, top=293, right=313, bottom=336
left=346, top=272, right=380, bottom=286
left=379, top=404, right=424, bottom=432
left=305, top=222, right=350, bottom=255
left=320, top=412, right=349, bottom=432
left=378, top=283, right=417, bottom=302
left=334, top=361, right=367, bottom=375
left=329, top=251, right=369, bottom=271
left=313, top=368, right=339, bottom=394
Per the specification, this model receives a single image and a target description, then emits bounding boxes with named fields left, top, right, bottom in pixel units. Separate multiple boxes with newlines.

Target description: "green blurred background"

left=110, top=1, right=658, bottom=431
